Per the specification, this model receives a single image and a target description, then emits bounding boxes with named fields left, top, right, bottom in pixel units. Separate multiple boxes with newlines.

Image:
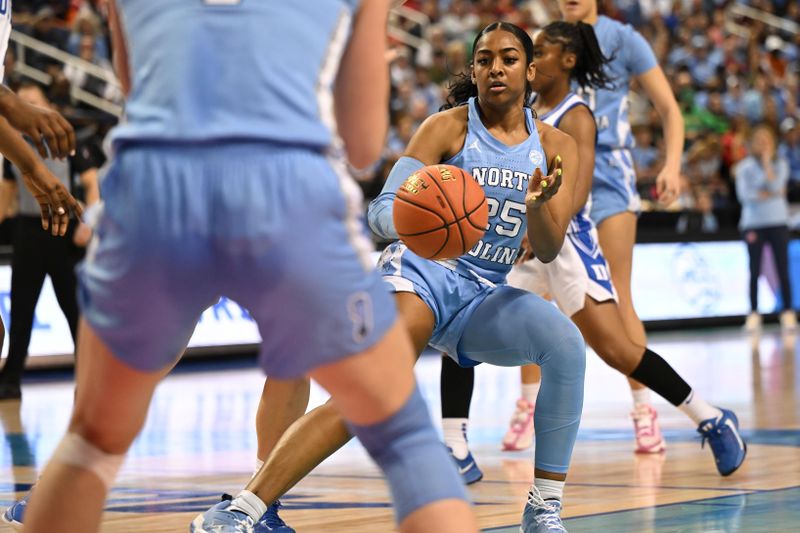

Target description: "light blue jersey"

left=113, top=0, right=359, bottom=148
left=578, top=15, right=657, bottom=151
left=441, top=97, right=546, bottom=284
left=538, top=93, right=594, bottom=234
left=81, top=0, right=398, bottom=378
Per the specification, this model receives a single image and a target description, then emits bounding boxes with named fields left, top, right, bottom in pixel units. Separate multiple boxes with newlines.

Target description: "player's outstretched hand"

left=526, top=154, right=563, bottom=209
left=5, top=98, right=76, bottom=159
left=21, top=163, right=83, bottom=236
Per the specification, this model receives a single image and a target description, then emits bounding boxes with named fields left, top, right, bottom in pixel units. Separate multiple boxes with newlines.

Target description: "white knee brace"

left=51, top=432, right=126, bottom=489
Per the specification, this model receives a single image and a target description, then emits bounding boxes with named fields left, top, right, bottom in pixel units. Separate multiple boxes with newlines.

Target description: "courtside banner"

left=0, top=241, right=792, bottom=361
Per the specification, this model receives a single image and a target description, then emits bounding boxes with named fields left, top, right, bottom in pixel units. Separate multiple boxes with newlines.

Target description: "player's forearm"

left=658, top=103, right=684, bottom=172
left=0, top=85, right=20, bottom=118
left=0, top=116, right=44, bottom=174
left=525, top=206, right=566, bottom=263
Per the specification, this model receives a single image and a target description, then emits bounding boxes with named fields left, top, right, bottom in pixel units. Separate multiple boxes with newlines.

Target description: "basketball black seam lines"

left=423, top=167, right=464, bottom=255
left=460, top=168, right=484, bottom=253
left=394, top=196, right=448, bottom=235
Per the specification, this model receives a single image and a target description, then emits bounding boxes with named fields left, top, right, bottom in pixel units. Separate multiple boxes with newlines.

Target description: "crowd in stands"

left=5, top=1, right=800, bottom=238
left=375, top=0, right=800, bottom=236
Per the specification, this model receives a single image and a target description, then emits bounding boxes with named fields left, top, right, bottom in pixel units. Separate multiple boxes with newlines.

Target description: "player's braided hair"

left=540, top=21, right=613, bottom=90
left=442, top=22, right=535, bottom=110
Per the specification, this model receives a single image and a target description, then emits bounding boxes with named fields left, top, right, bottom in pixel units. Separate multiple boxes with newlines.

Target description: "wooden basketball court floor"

left=1, top=327, right=799, bottom=532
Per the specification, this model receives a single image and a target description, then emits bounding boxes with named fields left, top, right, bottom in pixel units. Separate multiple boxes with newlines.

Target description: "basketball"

left=393, top=164, right=488, bottom=260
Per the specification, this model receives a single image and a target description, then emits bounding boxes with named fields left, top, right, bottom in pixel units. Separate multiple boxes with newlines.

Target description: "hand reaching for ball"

left=525, top=155, right=562, bottom=209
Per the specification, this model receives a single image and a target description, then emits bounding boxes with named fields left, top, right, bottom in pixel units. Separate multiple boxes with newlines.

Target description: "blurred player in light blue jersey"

left=21, top=2, right=477, bottom=533
left=559, top=0, right=690, bottom=448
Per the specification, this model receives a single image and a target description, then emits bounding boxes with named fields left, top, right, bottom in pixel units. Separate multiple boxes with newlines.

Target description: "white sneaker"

left=744, top=312, right=761, bottom=333
left=780, top=310, right=796, bottom=334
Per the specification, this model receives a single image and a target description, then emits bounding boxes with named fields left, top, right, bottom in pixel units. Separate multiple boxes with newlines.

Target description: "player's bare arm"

left=525, top=121, right=578, bottom=263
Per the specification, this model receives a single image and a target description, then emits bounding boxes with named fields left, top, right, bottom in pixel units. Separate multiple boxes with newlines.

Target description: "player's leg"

left=310, top=317, right=475, bottom=533
left=255, top=377, right=310, bottom=470
left=458, top=286, right=585, bottom=530
left=573, top=296, right=746, bottom=474
left=439, top=355, right=482, bottom=483
left=23, top=321, right=170, bottom=533
left=595, top=213, right=654, bottom=400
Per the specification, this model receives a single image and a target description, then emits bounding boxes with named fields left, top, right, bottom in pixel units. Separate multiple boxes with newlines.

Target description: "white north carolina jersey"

left=0, top=0, right=12, bottom=82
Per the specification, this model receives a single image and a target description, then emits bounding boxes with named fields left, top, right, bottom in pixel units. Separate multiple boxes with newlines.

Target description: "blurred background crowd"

left=3, top=1, right=800, bottom=241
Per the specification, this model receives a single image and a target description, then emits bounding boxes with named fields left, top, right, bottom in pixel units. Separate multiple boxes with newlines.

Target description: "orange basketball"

left=393, top=164, right=488, bottom=260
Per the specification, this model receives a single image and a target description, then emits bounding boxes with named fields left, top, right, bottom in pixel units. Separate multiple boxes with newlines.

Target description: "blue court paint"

left=483, top=486, right=800, bottom=532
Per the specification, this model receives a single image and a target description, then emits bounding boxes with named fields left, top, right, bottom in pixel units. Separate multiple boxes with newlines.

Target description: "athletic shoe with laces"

left=254, top=501, right=295, bottom=532
left=446, top=446, right=483, bottom=485
left=502, top=398, right=535, bottom=451
left=697, top=408, right=747, bottom=476
left=519, top=485, right=567, bottom=532
left=191, top=499, right=255, bottom=533
left=630, top=403, right=666, bottom=454
left=2, top=490, right=30, bottom=529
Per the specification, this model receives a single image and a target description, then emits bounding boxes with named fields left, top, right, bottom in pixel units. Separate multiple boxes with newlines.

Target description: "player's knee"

left=542, top=319, right=585, bottom=378
left=595, top=338, right=638, bottom=375
left=50, top=432, right=126, bottom=490
left=70, top=413, right=140, bottom=456
left=347, top=386, right=467, bottom=522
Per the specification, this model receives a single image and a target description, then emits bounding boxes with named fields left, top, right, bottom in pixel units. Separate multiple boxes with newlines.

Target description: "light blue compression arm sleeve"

left=367, top=156, right=426, bottom=240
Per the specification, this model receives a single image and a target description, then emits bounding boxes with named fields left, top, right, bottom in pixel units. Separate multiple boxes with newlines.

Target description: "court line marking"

left=480, top=484, right=800, bottom=531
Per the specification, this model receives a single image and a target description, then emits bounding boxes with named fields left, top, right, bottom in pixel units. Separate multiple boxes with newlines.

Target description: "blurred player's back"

left=114, top=0, right=360, bottom=148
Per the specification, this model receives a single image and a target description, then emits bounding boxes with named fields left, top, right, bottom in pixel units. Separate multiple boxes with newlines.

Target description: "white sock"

left=534, top=477, right=564, bottom=502
left=229, top=490, right=268, bottom=522
left=521, top=382, right=540, bottom=404
left=631, top=387, right=651, bottom=406
left=442, top=418, right=469, bottom=459
left=252, top=459, right=264, bottom=479
left=677, top=390, right=722, bottom=425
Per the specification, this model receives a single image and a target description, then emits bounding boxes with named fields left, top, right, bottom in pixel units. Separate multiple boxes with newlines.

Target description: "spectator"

left=735, top=123, right=795, bottom=335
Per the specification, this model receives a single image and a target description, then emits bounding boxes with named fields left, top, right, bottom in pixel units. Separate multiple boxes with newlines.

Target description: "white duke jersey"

left=576, top=15, right=657, bottom=150
left=0, top=0, right=12, bottom=82
left=442, top=97, right=547, bottom=284
left=538, top=93, right=594, bottom=234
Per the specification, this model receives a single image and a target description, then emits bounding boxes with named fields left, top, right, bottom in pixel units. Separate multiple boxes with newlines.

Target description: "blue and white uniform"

left=579, top=15, right=658, bottom=225
left=508, top=93, right=617, bottom=317
left=82, top=0, right=395, bottom=378
left=371, top=97, right=585, bottom=474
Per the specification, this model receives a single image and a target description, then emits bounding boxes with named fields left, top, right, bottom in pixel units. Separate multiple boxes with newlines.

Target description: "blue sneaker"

left=254, top=501, right=295, bottom=532
left=697, top=408, right=747, bottom=476
left=2, top=491, right=29, bottom=529
left=191, top=500, right=254, bottom=533
left=520, top=486, right=567, bottom=532
left=447, top=447, right=483, bottom=485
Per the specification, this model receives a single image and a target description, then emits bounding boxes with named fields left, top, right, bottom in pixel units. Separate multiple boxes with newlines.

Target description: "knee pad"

left=347, top=386, right=468, bottom=523
left=51, top=432, right=125, bottom=490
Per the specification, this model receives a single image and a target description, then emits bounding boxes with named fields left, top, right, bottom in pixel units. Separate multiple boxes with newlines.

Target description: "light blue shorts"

left=377, top=242, right=582, bottom=369
left=79, top=142, right=396, bottom=377
left=589, top=148, right=641, bottom=226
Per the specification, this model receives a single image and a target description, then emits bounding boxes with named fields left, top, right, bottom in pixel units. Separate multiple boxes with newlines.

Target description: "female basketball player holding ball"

left=195, top=22, right=585, bottom=532
left=440, top=21, right=747, bottom=483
